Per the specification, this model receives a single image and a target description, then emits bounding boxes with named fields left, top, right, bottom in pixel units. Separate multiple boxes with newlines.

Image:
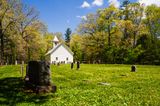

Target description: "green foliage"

left=74, top=3, right=160, bottom=65
left=1, top=0, right=160, bottom=65
left=145, top=5, right=160, bottom=40
left=70, top=34, right=83, bottom=61
left=0, top=0, right=47, bottom=64
left=65, top=28, right=72, bottom=47
left=0, top=64, right=160, bottom=105
left=98, top=5, right=119, bottom=47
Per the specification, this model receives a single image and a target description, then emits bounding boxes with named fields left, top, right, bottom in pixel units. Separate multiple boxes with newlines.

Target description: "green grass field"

left=0, top=64, right=160, bottom=106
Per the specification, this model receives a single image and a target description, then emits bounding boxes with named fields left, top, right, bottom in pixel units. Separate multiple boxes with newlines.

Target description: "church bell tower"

left=53, top=36, right=59, bottom=48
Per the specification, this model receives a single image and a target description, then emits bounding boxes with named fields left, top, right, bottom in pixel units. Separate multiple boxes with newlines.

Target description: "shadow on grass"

left=0, top=77, right=54, bottom=106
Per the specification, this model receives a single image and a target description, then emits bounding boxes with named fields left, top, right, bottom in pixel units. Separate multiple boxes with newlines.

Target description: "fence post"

left=21, top=61, right=24, bottom=78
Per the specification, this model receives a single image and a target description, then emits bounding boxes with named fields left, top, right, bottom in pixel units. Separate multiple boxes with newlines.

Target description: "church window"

left=56, top=57, right=58, bottom=60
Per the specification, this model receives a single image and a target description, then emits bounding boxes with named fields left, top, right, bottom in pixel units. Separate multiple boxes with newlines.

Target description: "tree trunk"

left=0, top=22, right=4, bottom=63
left=133, top=31, right=136, bottom=48
left=28, top=47, right=31, bottom=61
left=108, top=25, right=111, bottom=47
left=124, top=28, right=128, bottom=39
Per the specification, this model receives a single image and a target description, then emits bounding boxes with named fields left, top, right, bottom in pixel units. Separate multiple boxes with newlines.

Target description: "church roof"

left=46, top=43, right=74, bottom=56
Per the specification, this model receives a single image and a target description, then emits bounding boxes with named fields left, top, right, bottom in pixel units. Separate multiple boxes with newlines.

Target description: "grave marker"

left=71, top=62, right=74, bottom=69
left=25, top=61, right=56, bottom=93
left=77, top=61, right=80, bottom=70
left=131, top=65, right=136, bottom=72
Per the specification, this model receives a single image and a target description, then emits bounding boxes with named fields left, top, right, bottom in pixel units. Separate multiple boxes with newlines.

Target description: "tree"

left=0, top=0, right=19, bottom=63
left=15, top=4, right=39, bottom=61
left=64, top=28, right=72, bottom=47
left=120, top=0, right=131, bottom=40
left=98, top=5, right=119, bottom=47
left=74, top=1, right=160, bottom=64
left=43, top=33, right=54, bottom=53
left=24, top=20, right=47, bottom=61
left=0, top=0, right=47, bottom=64
left=145, top=5, right=160, bottom=42
left=70, top=33, right=83, bottom=62
left=128, top=3, right=144, bottom=47
left=136, top=4, right=160, bottom=64
left=77, top=13, right=108, bottom=63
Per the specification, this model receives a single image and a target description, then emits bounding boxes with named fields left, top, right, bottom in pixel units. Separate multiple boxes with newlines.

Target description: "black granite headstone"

left=25, top=61, right=56, bottom=93
left=71, top=63, right=74, bottom=69
left=77, top=61, right=80, bottom=70
left=131, top=65, right=136, bottom=72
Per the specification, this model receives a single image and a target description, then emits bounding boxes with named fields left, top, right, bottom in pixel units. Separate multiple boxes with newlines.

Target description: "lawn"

left=0, top=64, right=160, bottom=106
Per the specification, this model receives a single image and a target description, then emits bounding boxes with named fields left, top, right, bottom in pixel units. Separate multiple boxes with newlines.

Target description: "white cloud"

left=81, top=1, right=91, bottom=8
left=92, top=0, right=104, bottom=7
left=76, top=16, right=87, bottom=20
left=138, top=0, right=160, bottom=7
left=108, top=0, right=120, bottom=8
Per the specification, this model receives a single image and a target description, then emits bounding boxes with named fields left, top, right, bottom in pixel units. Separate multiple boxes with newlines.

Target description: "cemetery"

left=0, top=0, right=160, bottom=106
left=0, top=64, right=160, bottom=105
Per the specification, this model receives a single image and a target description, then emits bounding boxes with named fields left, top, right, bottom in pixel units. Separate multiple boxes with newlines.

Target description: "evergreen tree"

left=64, top=28, right=72, bottom=47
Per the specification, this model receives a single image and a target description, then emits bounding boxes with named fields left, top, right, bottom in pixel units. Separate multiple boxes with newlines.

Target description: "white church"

left=46, top=36, right=74, bottom=64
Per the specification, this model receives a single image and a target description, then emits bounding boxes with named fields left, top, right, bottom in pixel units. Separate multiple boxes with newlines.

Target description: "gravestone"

left=77, top=61, right=80, bottom=70
left=57, top=62, right=60, bottom=66
left=25, top=61, right=56, bottom=93
left=71, top=62, right=74, bottom=69
left=131, top=65, right=136, bottom=72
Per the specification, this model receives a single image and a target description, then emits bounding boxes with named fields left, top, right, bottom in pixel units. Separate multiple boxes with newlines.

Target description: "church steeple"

left=53, top=35, right=59, bottom=48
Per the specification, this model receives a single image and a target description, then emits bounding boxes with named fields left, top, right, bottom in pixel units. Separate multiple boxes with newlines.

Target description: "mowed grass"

left=0, top=64, right=160, bottom=106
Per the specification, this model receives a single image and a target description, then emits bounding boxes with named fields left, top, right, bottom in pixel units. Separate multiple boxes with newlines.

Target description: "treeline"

left=70, top=1, right=160, bottom=65
left=0, top=0, right=55, bottom=64
left=1, top=0, right=160, bottom=65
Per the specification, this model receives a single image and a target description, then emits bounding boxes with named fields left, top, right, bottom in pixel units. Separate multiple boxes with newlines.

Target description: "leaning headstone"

left=77, top=61, right=80, bottom=70
left=131, top=65, right=136, bottom=72
left=25, top=61, right=56, bottom=93
left=71, top=62, right=74, bottom=69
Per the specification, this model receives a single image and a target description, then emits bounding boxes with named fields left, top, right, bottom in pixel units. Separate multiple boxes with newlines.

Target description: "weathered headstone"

left=15, top=60, right=17, bottom=65
left=131, top=65, right=136, bottom=72
left=77, top=61, right=80, bottom=70
left=71, top=62, right=74, bottom=69
left=25, top=61, right=56, bottom=93
left=57, top=62, right=60, bottom=66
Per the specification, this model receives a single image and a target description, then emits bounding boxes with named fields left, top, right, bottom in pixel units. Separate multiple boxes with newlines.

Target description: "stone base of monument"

left=25, top=61, right=56, bottom=94
left=34, top=85, right=56, bottom=94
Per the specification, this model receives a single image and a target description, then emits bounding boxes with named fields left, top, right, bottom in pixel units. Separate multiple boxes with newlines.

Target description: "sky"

left=23, top=0, right=160, bottom=34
